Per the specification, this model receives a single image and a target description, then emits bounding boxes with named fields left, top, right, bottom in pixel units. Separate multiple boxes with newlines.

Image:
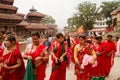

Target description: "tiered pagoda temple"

left=0, top=0, right=23, bottom=32
left=25, top=7, right=48, bottom=35
left=0, top=0, right=57, bottom=37
left=17, top=7, right=57, bottom=38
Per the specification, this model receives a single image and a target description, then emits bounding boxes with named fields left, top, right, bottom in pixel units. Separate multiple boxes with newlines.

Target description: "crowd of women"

left=0, top=30, right=119, bottom=80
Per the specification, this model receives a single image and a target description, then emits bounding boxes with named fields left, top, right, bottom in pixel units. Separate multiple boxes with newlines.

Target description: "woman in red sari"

left=103, top=35, right=116, bottom=77
left=0, top=34, right=25, bottom=80
left=23, top=32, right=49, bottom=80
left=64, top=35, right=71, bottom=67
left=49, top=33, right=68, bottom=80
left=92, top=36, right=105, bottom=77
left=74, top=35, right=96, bottom=80
left=71, top=35, right=79, bottom=63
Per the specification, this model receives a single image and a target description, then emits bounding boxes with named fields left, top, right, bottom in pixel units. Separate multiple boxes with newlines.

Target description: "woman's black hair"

left=31, top=32, right=40, bottom=38
left=0, top=36, right=2, bottom=43
left=65, top=35, right=71, bottom=47
left=79, top=35, right=86, bottom=40
left=6, top=34, right=16, bottom=43
left=56, top=33, right=63, bottom=39
left=116, top=36, right=119, bottom=41
left=95, top=36, right=102, bottom=40
left=107, top=34, right=113, bottom=38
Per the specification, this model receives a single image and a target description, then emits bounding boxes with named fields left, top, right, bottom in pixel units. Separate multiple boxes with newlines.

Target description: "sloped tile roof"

left=27, top=12, right=45, bottom=18
left=17, top=21, right=29, bottom=27
left=0, top=3, right=17, bottom=10
left=16, top=13, right=25, bottom=17
left=45, top=24, right=57, bottom=29
left=26, top=23, right=48, bottom=30
left=0, top=13, right=23, bottom=20
left=111, top=7, right=120, bottom=15
left=2, top=0, right=14, bottom=2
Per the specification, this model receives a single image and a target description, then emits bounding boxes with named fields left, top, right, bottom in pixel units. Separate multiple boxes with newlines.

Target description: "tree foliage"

left=100, top=1, right=120, bottom=18
left=67, top=13, right=82, bottom=29
left=40, top=15, right=55, bottom=24
left=100, top=0, right=120, bottom=27
left=67, top=2, right=99, bottom=31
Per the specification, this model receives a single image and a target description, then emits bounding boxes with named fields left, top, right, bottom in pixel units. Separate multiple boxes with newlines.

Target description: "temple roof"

left=27, top=12, right=45, bottom=18
left=17, top=21, right=29, bottom=27
left=45, top=24, right=57, bottom=29
left=111, top=10, right=117, bottom=15
left=0, top=0, right=14, bottom=2
left=0, top=13, right=23, bottom=20
left=26, top=23, right=48, bottom=30
left=111, top=7, right=120, bottom=15
left=16, top=13, right=25, bottom=18
left=0, top=3, right=17, bottom=11
left=29, top=6, right=37, bottom=12
left=0, top=0, right=14, bottom=5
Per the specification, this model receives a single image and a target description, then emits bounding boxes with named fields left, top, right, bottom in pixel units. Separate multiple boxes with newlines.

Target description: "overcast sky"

left=14, top=0, right=114, bottom=29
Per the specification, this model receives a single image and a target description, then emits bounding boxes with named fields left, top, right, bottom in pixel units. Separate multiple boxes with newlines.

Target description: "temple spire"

left=29, top=6, right=37, bottom=12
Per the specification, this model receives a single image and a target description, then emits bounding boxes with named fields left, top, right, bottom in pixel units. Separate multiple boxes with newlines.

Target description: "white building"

left=94, top=18, right=108, bottom=29
left=89, top=17, right=108, bottom=36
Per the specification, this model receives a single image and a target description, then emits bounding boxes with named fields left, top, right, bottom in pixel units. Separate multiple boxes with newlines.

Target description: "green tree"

left=67, top=2, right=99, bottom=31
left=67, top=13, right=82, bottom=28
left=100, top=0, right=120, bottom=26
left=40, top=15, right=55, bottom=24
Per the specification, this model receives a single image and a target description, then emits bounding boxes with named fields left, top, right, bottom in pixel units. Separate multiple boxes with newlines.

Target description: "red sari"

left=16, top=42, right=19, bottom=50
left=64, top=41, right=71, bottom=67
left=103, top=40, right=116, bottom=76
left=92, top=42, right=105, bottom=77
left=71, top=40, right=79, bottom=63
left=26, top=44, right=48, bottom=80
left=49, top=41, right=67, bottom=80
left=75, top=44, right=92, bottom=80
left=0, top=48, right=25, bottom=80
